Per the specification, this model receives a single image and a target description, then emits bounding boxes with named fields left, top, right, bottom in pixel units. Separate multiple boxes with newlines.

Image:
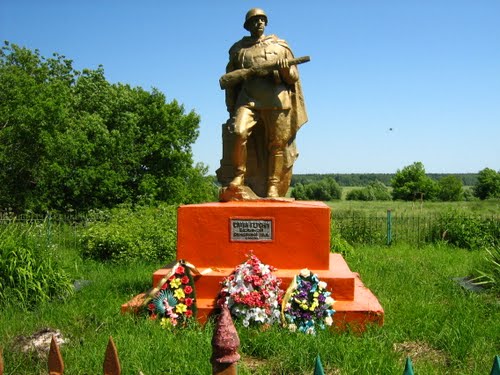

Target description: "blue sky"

left=1, top=1, right=499, bottom=174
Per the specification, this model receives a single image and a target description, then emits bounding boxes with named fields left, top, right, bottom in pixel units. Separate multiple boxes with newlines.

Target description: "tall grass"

left=1, top=243, right=498, bottom=374
left=0, top=220, right=74, bottom=309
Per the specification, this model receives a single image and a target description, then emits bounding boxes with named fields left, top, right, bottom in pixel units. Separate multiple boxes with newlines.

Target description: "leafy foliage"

left=473, top=245, right=500, bottom=293
left=0, top=42, right=216, bottom=212
left=291, top=173, right=479, bottom=187
left=80, top=204, right=177, bottom=263
left=438, top=210, right=499, bottom=250
left=345, top=181, right=392, bottom=201
left=0, top=222, right=74, bottom=308
left=474, top=168, right=500, bottom=200
left=391, top=162, right=438, bottom=201
left=291, top=177, right=342, bottom=201
left=437, top=175, right=464, bottom=201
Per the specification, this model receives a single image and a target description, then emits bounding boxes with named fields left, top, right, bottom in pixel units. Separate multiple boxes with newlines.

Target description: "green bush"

left=346, top=181, right=392, bottom=201
left=331, top=212, right=385, bottom=245
left=291, top=177, right=342, bottom=201
left=437, top=210, right=499, bottom=250
left=437, top=175, right=464, bottom=201
left=0, top=222, right=74, bottom=308
left=330, top=221, right=353, bottom=256
left=80, top=204, right=177, bottom=263
left=474, top=168, right=500, bottom=200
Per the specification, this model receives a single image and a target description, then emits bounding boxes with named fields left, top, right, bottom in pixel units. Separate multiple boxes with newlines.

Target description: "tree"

left=291, top=177, right=342, bottom=201
left=391, top=162, right=437, bottom=201
left=0, top=42, right=216, bottom=212
left=438, top=175, right=463, bottom=201
left=474, top=168, right=500, bottom=200
left=346, top=180, right=392, bottom=201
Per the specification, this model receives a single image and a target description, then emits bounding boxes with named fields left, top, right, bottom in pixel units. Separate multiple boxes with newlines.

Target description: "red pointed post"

left=48, top=335, right=64, bottom=375
left=211, top=305, right=240, bottom=375
left=0, top=347, right=4, bottom=375
left=103, top=337, right=121, bottom=375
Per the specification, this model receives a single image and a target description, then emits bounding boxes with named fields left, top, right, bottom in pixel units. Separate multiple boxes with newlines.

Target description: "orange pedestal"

left=122, top=201, right=384, bottom=330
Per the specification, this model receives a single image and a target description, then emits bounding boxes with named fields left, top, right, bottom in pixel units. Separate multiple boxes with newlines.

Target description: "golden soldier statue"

left=217, top=8, right=308, bottom=201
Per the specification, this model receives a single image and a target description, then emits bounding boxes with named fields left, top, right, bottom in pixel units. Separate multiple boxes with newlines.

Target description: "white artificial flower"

left=300, top=268, right=310, bottom=278
left=288, top=324, right=297, bottom=332
left=324, top=316, right=333, bottom=326
left=305, top=327, right=316, bottom=335
left=318, top=281, right=327, bottom=289
left=325, top=296, right=335, bottom=306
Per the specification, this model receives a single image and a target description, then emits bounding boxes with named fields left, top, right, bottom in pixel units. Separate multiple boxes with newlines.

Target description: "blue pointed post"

left=314, top=354, right=325, bottom=375
left=491, top=355, right=500, bottom=375
left=403, top=357, right=414, bottom=375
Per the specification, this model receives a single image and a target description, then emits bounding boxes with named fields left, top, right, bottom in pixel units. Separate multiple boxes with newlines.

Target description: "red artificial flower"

left=185, top=297, right=193, bottom=306
left=184, top=285, right=193, bottom=294
left=175, top=266, right=185, bottom=275
left=148, top=303, right=155, bottom=311
left=168, top=275, right=175, bottom=281
left=181, top=275, right=190, bottom=284
left=161, top=282, right=168, bottom=290
left=185, top=310, right=193, bottom=317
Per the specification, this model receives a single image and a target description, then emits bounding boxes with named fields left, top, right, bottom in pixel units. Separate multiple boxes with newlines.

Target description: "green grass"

left=328, top=197, right=500, bottom=216
left=1, top=243, right=499, bottom=374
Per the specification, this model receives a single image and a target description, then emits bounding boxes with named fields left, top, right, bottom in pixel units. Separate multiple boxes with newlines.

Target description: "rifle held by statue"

left=219, top=56, right=310, bottom=90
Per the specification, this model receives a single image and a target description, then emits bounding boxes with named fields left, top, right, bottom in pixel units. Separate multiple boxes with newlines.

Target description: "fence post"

left=48, top=335, right=64, bottom=375
left=103, top=336, right=121, bottom=375
left=491, top=355, right=500, bottom=375
left=0, top=347, right=4, bottom=375
left=211, top=305, right=240, bottom=375
left=46, top=211, right=52, bottom=246
left=402, top=357, right=414, bottom=375
left=387, top=209, right=392, bottom=246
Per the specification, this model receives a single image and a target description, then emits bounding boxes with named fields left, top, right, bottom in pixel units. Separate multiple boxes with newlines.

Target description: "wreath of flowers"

left=282, top=268, right=335, bottom=334
left=217, top=254, right=284, bottom=327
left=146, top=263, right=197, bottom=327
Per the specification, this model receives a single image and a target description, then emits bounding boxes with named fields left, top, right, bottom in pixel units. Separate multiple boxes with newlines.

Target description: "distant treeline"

left=291, top=173, right=479, bottom=187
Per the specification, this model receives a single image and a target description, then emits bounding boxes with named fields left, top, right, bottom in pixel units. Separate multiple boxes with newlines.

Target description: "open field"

left=1, top=241, right=499, bottom=374
left=328, top=196, right=500, bottom=216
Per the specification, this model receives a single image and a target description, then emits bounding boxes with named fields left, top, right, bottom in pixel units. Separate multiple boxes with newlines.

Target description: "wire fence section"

left=1, top=210, right=499, bottom=249
left=331, top=210, right=500, bottom=247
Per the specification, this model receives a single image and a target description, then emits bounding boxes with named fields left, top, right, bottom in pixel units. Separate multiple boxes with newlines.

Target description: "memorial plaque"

left=230, top=218, right=274, bottom=242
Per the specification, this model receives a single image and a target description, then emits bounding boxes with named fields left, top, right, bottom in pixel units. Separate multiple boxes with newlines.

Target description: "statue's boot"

left=267, top=152, right=284, bottom=198
left=229, top=136, right=247, bottom=188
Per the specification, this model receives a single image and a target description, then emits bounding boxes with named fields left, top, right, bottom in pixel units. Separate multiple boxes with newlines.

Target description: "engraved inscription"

left=230, top=219, right=273, bottom=241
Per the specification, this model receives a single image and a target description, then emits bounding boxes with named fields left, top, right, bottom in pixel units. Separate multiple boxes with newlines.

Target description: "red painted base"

left=121, top=201, right=384, bottom=330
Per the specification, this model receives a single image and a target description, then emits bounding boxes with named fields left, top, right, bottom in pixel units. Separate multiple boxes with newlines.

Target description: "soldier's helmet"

left=244, top=8, right=268, bottom=31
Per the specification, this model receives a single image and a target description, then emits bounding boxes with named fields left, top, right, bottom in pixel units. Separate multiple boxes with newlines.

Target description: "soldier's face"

left=248, top=16, right=266, bottom=37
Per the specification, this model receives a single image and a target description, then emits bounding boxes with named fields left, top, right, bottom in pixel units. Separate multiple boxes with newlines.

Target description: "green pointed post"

left=313, top=354, right=325, bottom=375
left=403, top=357, right=414, bottom=375
left=491, top=355, right=500, bottom=375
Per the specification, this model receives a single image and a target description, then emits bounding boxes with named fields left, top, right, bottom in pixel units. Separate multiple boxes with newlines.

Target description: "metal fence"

left=1, top=211, right=499, bottom=249
left=331, top=210, right=500, bottom=247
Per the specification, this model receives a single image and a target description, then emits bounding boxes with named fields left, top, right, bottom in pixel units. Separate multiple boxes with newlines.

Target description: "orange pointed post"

left=48, top=336, right=64, bottom=375
left=103, top=337, right=121, bottom=375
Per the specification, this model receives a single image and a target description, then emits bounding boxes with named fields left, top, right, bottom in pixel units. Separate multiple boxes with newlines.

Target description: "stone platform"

left=121, top=201, right=384, bottom=330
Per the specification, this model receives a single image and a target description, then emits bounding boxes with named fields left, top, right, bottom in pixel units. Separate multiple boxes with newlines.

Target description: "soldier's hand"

left=277, top=58, right=290, bottom=70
